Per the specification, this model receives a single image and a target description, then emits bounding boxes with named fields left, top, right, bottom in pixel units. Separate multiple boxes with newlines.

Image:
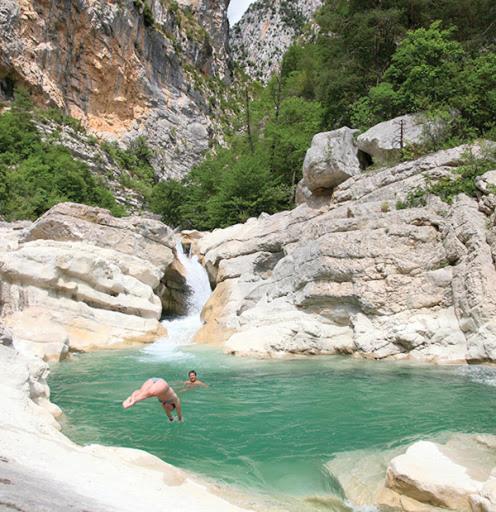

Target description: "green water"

left=50, top=344, right=496, bottom=510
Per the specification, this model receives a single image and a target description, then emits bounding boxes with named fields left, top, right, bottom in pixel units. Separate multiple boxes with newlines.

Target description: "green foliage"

left=279, top=0, right=496, bottom=130
left=351, top=23, right=465, bottom=127
left=454, top=53, right=496, bottom=137
left=150, top=180, right=186, bottom=227
left=153, top=0, right=496, bottom=230
left=384, top=23, right=464, bottom=110
left=150, top=88, right=323, bottom=229
left=264, top=97, right=323, bottom=187
left=280, top=2, right=305, bottom=31
left=134, top=0, right=154, bottom=27
left=102, top=136, right=155, bottom=200
left=36, top=107, right=84, bottom=133
left=396, top=148, right=496, bottom=209
left=0, top=89, right=125, bottom=220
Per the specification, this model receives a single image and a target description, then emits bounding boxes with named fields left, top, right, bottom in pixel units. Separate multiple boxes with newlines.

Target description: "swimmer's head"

left=188, top=370, right=197, bottom=383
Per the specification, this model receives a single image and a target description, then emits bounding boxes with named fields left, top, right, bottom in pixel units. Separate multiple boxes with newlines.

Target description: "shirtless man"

left=122, top=378, right=183, bottom=422
left=184, top=370, right=208, bottom=389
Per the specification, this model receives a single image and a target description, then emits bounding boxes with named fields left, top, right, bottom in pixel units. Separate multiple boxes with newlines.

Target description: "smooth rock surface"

left=356, top=113, right=443, bottom=164
left=384, top=437, right=496, bottom=511
left=0, top=203, right=177, bottom=360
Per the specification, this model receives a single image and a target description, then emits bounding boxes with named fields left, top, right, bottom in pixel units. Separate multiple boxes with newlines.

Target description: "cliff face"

left=229, top=0, right=322, bottom=82
left=0, top=0, right=231, bottom=179
left=191, top=137, right=496, bottom=364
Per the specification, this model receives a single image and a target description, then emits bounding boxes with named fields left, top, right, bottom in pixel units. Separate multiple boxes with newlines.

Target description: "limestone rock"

left=0, top=345, right=254, bottom=512
left=23, top=202, right=175, bottom=270
left=195, top=142, right=496, bottom=361
left=302, top=127, right=362, bottom=192
left=158, top=258, right=191, bottom=316
left=471, top=469, right=496, bottom=512
left=356, top=113, right=443, bottom=164
left=384, top=438, right=496, bottom=512
left=447, top=196, right=496, bottom=362
left=0, top=325, right=13, bottom=346
left=0, top=0, right=232, bottom=179
left=476, top=170, right=496, bottom=195
left=0, top=203, right=178, bottom=360
left=230, top=0, right=323, bottom=83
left=295, top=179, right=332, bottom=209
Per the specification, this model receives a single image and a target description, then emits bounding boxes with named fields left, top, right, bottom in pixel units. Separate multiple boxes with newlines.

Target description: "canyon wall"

left=0, top=0, right=231, bottom=179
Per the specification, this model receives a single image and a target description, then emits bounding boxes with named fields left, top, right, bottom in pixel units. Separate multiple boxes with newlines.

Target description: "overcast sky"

left=227, top=0, right=255, bottom=24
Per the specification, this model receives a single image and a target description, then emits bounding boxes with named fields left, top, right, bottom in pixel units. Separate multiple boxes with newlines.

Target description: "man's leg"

left=162, top=403, right=174, bottom=421
left=122, top=379, right=156, bottom=408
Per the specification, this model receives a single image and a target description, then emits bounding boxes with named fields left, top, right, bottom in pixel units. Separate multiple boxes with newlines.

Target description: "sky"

left=227, top=0, right=255, bottom=24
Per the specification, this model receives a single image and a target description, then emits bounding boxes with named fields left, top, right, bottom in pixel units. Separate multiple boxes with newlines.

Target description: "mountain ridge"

left=229, top=0, right=322, bottom=82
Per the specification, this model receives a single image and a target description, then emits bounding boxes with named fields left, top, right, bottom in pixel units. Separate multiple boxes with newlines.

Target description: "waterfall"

left=141, top=241, right=212, bottom=360
left=175, top=241, right=212, bottom=315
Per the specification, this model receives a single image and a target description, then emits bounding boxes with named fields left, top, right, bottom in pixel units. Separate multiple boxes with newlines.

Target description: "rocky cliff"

left=190, top=129, right=496, bottom=364
left=230, top=0, right=322, bottom=82
left=0, top=0, right=232, bottom=179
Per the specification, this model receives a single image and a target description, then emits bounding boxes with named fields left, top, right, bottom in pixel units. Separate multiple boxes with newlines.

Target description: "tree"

left=383, top=22, right=465, bottom=112
left=455, top=53, right=496, bottom=137
left=150, top=180, right=187, bottom=228
left=351, top=22, right=466, bottom=128
left=265, top=97, right=323, bottom=191
left=206, top=152, right=289, bottom=228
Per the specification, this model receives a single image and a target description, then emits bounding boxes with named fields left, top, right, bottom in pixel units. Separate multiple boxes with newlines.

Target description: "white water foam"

left=141, top=241, right=212, bottom=361
left=458, top=365, right=496, bottom=387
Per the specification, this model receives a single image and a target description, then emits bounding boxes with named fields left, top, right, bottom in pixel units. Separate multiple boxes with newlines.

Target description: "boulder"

left=302, top=127, right=362, bottom=192
left=471, top=469, right=496, bottom=512
left=157, top=258, right=191, bottom=316
left=356, top=113, right=443, bottom=164
left=295, top=179, right=332, bottom=209
left=22, top=202, right=175, bottom=270
left=384, top=439, right=495, bottom=511
left=476, top=170, right=496, bottom=195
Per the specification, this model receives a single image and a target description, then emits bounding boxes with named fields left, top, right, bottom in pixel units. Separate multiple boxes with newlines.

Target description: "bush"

left=0, top=90, right=125, bottom=220
left=396, top=148, right=496, bottom=209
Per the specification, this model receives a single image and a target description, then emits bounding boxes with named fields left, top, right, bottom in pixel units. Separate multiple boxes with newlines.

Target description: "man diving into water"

left=122, top=378, right=183, bottom=422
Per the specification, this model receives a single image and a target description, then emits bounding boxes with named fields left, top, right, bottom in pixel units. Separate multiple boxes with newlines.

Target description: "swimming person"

left=184, top=369, right=208, bottom=388
left=122, top=378, right=183, bottom=422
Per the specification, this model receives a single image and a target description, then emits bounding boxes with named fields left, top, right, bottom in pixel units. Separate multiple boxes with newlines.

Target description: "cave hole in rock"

left=358, top=149, right=373, bottom=170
